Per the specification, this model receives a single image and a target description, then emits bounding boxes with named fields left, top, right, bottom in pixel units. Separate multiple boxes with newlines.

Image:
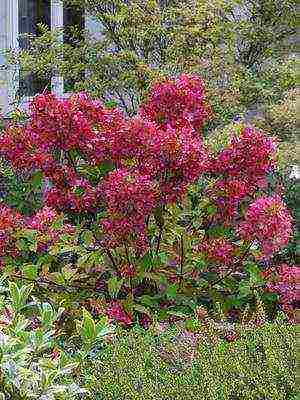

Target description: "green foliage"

left=0, top=278, right=113, bottom=399
left=6, top=0, right=296, bottom=124
left=78, top=322, right=297, bottom=400
left=76, top=309, right=114, bottom=352
left=0, top=278, right=296, bottom=400
left=252, top=87, right=298, bottom=142
left=232, top=0, right=296, bottom=67
left=0, top=157, right=42, bottom=215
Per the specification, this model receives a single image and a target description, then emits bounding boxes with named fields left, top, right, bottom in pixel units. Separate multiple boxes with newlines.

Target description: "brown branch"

left=209, top=241, right=254, bottom=288
left=9, top=273, right=97, bottom=293
left=179, top=234, right=184, bottom=286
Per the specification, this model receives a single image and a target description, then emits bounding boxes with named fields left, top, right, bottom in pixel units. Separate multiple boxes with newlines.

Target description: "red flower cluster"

left=140, top=74, right=212, bottom=132
left=266, top=264, right=299, bottom=322
left=26, top=206, right=58, bottom=231
left=26, top=206, right=75, bottom=247
left=207, top=178, right=251, bottom=224
left=45, top=177, right=100, bottom=213
left=0, top=205, right=23, bottom=258
left=0, top=74, right=293, bottom=266
left=207, top=127, right=278, bottom=224
left=197, top=238, right=237, bottom=266
left=102, top=169, right=158, bottom=248
left=238, top=196, right=293, bottom=259
left=121, top=119, right=208, bottom=203
left=211, top=127, right=277, bottom=183
left=106, top=300, right=133, bottom=326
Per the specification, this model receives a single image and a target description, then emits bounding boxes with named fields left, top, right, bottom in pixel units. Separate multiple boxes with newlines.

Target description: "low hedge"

left=77, top=322, right=297, bottom=400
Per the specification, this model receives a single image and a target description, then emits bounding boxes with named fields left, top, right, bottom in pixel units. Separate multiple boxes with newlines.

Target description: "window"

left=18, top=0, right=51, bottom=97
left=63, top=5, right=85, bottom=92
left=1, top=0, right=90, bottom=114
left=17, top=0, right=84, bottom=98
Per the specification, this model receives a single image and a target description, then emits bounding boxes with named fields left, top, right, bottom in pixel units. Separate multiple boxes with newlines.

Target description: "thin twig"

left=179, top=234, right=184, bottom=286
left=9, top=273, right=97, bottom=293
left=209, top=241, right=253, bottom=288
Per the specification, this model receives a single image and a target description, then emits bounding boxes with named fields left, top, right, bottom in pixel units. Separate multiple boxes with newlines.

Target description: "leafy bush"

left=0, top=277, right=115, bottom=399
left=252, top=88, right=298, bottom=142
left=0, top=75, right=297, bottom=328
left=77, top=321, right=297, bottom=400
left=0, top=278, right=296, bottom=399
left=0, top=75, right=297, bottom=325
left=6, top=0, right=296, bottom=122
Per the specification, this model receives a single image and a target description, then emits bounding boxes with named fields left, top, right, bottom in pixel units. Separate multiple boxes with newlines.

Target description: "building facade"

left=0, top=0, right=100, bottom=115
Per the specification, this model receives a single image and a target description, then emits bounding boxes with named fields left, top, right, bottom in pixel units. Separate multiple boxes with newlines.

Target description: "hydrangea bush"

left=0, top=74, right=297, bottom=327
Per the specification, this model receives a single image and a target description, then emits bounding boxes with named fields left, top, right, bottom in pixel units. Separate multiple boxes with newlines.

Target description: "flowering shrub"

left=0, top=74, right=296, bottom=325
left=238, top=195, right=293, bottom=259
left=264, top=264, right=299, bottom=322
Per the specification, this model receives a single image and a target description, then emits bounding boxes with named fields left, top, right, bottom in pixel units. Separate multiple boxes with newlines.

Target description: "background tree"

left=7, top=0, right=296, bottom=125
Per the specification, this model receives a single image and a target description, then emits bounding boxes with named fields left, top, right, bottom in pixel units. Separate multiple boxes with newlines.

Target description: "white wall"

left=0, top=0, right=8, bottom=114
left=0, top=1, right=103, bottom=115
left=0, top=0, right=19, bottom=115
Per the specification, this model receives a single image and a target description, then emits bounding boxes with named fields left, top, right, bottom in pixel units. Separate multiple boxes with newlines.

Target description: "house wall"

left=0, top=0, right=18, bottom=115
left=0, top=0, right=103, bottom=115
left=0, top=0, right=8, bottom=114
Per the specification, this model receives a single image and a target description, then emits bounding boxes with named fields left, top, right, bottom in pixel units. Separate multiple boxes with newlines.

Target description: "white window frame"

left=3, top=0, right=94, bottom=114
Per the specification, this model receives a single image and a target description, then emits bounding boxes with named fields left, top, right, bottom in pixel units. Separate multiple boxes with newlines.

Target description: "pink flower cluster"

left=266, top=264, right=299, bottom=321
left=211, top=127, right=277, bottom=183
left=197, top=238, right=237, bottom=266
left=0, top=205, right=23, bottom=257
left=106, top=300, right=133, bottom=326
left=120, top=118, right=209, bottom=203
left=0, top=204, right=75, bottom=264
left=26, top=205, right=75, bottom=243
left=0, top=74, right=293, bottom=262
left=207, top=178, right=251, bottom=224
left=140, top=74, right=213, bottom=132
left=45, top=177, right=100, bottom=213
left=207, top=127, right=278, bottom=224
left=102, top=169, right=158, bottom=248
left=238, top=196, right=293, bottom=259
left=26, top=206, right=58, bottom=230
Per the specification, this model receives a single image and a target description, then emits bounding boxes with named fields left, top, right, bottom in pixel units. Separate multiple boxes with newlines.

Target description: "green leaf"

left=140, top=295, right=159, bottom=307
left=107, top=276, right=123, bottom=299
left=207, top=225, right=233, bottom=238
left=99, top=160, right=114, bottom=176
left=16, top=238, right=29, bottom=252
left=105, top=99, right=118, bottom=108
left=9, top=282, right=34, bottom=312
left=140, top=252, right=153, bottom=271
left=133, top=303, right=152, bottom=317
left=81, top=230, right=94, bottom=247
left=194, top=257, right=207, bottom=271
left=246, top=262, right=264, bottom=285
left=218, top=340, right=229, bottom=354
left=206, top=205, right=217, bottom=215
left=62, top=266, right=77, bottom=282
left=74, top=186, right=85, bottom=197
left=158, top=252, right=169, bottom=265
left=262, top=292, right=279, bottom=303
left=81, top=309, right=96, bottom=344
left=22, top=263, right=38, bottom=280
left=166, top=283, right=178, bottom=300
left=31, top=170, right=43, bottom=189
left=238, top=281, right=252, bottom=298
left=185, top=318, right=201, bottom=332
left=40, top=303, right=56, bottom=326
